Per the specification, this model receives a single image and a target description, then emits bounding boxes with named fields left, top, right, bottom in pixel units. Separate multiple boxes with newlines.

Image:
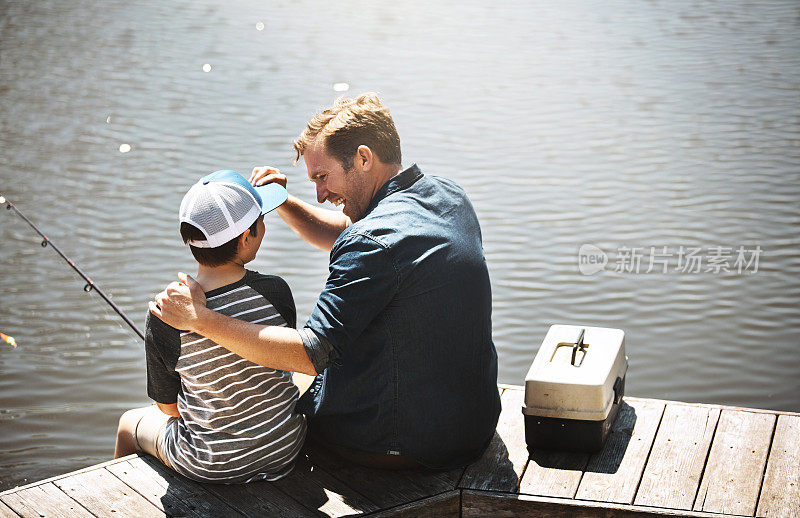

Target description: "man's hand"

left=249, top=166, right=287, bottom=189
left=149, top=272, right=208, bottom=331
left=249, top=164, right=348, bottom=252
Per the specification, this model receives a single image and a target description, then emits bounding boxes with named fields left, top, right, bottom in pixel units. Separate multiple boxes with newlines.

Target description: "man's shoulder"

left=388, top=172, right=471, bottom=216
left=421, top=173, right=470, bottom=200
left=331, top=223, right=393, bottom=257
left=392, top=164, right=464, bottom=195
left=332, top=171, right=474, bottom=253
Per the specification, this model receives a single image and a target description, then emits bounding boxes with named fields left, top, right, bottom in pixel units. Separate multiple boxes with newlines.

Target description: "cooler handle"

left=571, top=328, right=586, bottom=366
left=613, top=376, right=624, bottom=405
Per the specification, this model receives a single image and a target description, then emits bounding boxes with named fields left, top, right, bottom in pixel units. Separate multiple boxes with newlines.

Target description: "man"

left=152, top=93, right=501, bottom=469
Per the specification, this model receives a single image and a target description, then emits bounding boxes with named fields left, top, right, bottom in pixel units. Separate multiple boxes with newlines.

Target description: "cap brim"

left=254, top=183, right=288, bottom=214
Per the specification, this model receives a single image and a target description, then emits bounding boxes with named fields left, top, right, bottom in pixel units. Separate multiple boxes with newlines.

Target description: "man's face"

left=304, top=141, right=372, bottom=222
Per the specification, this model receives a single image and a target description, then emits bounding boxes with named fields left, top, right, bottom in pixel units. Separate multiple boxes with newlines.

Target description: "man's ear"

left=355, top=145, right=373, bottom=173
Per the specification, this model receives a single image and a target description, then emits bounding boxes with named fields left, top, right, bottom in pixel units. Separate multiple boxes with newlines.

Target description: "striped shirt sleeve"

left=246, top=273, right=297, bottom=329
left=145, top=311, right=181, bottom=404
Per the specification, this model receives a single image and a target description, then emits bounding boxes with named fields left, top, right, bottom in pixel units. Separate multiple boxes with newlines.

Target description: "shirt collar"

left=363, top=164, right=423, bottom=217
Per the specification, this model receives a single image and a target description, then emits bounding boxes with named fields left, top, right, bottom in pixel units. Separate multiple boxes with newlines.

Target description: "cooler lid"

left=523, top=324, right=627, bottom=421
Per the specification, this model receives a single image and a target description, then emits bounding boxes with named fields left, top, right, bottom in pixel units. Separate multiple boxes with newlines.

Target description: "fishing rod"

left=1, top=193, right=145, bottom=341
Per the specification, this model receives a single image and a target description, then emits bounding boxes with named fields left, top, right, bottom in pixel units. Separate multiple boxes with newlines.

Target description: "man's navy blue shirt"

left=298, top=164, right=501, bottom=469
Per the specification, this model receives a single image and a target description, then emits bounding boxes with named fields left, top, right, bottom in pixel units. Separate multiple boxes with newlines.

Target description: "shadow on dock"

left=4, top=390, right=797, bottom=517
left=529, top=400, right=636, bottom=474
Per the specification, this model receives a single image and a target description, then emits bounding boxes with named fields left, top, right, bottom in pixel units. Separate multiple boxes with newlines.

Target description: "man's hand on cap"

left=249, top=166, right=287, bottom=190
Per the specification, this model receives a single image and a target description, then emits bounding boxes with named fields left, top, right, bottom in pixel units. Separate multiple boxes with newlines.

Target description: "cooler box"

left=523, top=324, right=627, bottom=453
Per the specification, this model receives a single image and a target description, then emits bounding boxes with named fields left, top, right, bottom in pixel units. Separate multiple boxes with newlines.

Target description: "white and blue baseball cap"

left=179, top=170, right=287, bottom=248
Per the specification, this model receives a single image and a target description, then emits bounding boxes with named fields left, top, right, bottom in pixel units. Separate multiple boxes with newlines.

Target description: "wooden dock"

left=1, top=385, right=798, bottom=517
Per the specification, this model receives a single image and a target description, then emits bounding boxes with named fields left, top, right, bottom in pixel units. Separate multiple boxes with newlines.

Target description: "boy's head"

left=179, top=170, right=287, bottom=267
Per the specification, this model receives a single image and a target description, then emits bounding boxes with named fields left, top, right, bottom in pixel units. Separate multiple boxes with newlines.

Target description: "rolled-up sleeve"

left=303, top=232, right=398, bottom=372
left=298, top=326, right=336, bottom=375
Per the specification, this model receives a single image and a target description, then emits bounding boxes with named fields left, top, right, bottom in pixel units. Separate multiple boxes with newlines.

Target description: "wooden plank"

left=0, top=501, right=18, bottom=518
left=757, top=414, right=800, bottom=518
left=271, top=452, right=380, bottom=516
left=693, top=409, right=775, bottom=515
left=365, top=490, right=460, bottom=517
left=519, top=448, right=588, bottom=498
left=576, top=399, right=665, bottom=504
left=304, top=440, right=463, bottom=510
left=462, top=489, right=727, bottom=517
left=202, top=477, right=317, bottom=517
left=634, top=404, right=720, bottom=510
left=460, top=388, right=527, bottom=492
left=0, top=482, right=93, bottom=518
left=625, top=396, right=800, bottom=418
left=53, top=468, right=164, bottom=517
left=0, top=456, right=135, bottom=496
left=106, top=455, right=245, bottom=518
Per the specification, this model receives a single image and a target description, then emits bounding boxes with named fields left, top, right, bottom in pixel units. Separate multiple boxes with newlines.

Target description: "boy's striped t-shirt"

left=145, top=270, right=306, bottom=483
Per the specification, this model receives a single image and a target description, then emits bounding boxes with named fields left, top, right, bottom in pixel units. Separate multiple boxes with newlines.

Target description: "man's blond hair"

left=293, top=93, right=401, bottom=169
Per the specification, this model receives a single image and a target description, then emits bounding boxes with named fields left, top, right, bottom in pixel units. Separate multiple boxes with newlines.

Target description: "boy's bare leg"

left=115, top=405, right=175, bottom=466
left=114, top=406, right=150, bottom=458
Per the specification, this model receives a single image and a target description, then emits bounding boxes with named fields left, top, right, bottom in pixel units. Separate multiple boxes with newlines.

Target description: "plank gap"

left=1, top=482, right=96, bottom=518
left=755, top=415, right=800, bottom=518
left=571, top=467, right=586, bottom=500
left=576, top=400, right=666, bottom=505
left=516, top=457, right=530, bottom=494
left=624, top=397, right=800, bottom=418
left=751, top=414, right=779, bottom=517
left=104, top=462, right=172, bottom=515
left=634, top=405, right=721, bottom=509
left=107, top=455, right=248, bottom=518
left=690, top=408, right=723, bottom=511
left=0, top=456, right=135, bottom=496
left=630, top=402, right=666, bottom=505
left=53, top=467, right=163, bottom=517
left=0, top=501, right=19, bottom=518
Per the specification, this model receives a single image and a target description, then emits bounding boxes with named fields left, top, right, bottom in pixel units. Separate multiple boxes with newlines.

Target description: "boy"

left=115, top=170, right=307, bottom=483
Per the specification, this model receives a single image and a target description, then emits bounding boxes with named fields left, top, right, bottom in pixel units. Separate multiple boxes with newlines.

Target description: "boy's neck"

left=194, top=262, right=247, bottom=293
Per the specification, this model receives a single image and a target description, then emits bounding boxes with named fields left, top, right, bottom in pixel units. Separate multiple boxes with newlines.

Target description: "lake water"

left=1, top=0, right=798, bottom=490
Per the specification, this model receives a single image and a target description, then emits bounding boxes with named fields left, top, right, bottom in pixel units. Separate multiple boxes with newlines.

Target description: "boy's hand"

left=149, top=272, right=208, bottom=331
left=249, top=166, right=287, bottom=189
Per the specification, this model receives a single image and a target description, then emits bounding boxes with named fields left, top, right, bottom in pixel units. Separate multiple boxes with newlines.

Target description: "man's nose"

left=316, top=184, right=328, bottom=204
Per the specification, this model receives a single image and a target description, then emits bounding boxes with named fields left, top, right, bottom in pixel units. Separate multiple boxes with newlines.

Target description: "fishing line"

left=1, top=193, right=145, bottom=341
